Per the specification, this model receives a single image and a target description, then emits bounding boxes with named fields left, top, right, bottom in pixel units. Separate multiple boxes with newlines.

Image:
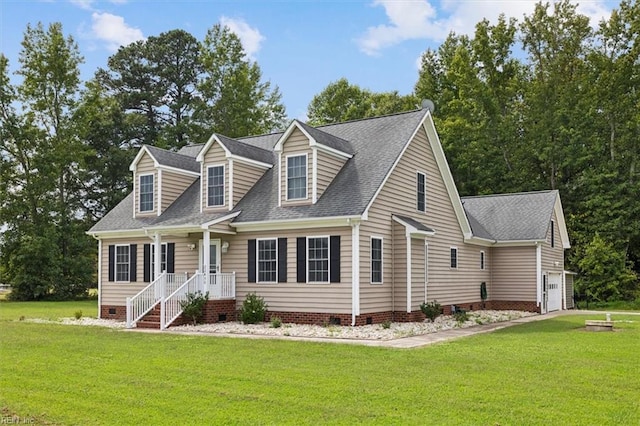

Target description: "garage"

left=547, top=273, right=562, bottom=312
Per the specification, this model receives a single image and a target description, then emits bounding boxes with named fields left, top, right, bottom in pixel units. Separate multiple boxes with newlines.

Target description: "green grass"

left=576, top=299, right=640, bottom=311
left=0, top=300, right=98, bottom=321
left=1, top=302, right=639, bottom=425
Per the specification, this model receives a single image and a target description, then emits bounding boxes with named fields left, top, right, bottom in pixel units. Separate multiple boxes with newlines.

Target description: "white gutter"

left=350, top=219, right=360, bottom=326
left=536, top=243, right=542, bottom=309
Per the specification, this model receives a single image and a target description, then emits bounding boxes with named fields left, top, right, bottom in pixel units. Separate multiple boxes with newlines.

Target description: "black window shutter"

left=143, top=244, right=151, bottom=282
left=108, top=245, right=115, bottom=282
left=167, top=243, right=175, bottom=273
left=130, top=244, right=137, bottom=281
left=330, top=236, right=341, bottom=283
left=248, top=239, right=256, bottom=283
left=296, top=237, right=306, bottom=283
left=278, top=238, right=287, bottom=283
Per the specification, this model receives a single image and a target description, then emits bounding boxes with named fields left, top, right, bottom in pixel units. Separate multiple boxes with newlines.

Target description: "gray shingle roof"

left=461, top=190, right=558, bottom=242
left=145, top=145, right=199, bottom=173
left=295, top=120, right=355, bottom=155
left=215, top=134, right=275, bottom=165
left=393, top=215, right=435, bottom=233
left=177, top=144, right=204, bottom=158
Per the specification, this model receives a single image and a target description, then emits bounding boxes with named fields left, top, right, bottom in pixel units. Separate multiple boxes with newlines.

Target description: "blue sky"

left=1, top=0, right=617, bottom=120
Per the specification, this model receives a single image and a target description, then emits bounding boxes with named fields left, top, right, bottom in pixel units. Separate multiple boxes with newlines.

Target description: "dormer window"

left=207, top=165, right=225, bottom=207
left=417, top=172, right=426, bottom=212
left=287, top=154, right=307, bottom=200
left=139, top=174, right=154, bottom=212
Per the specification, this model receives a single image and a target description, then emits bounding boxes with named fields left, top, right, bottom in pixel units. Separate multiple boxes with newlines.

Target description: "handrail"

left=125, top=272, right=188, bottom=328
left=161, top=272, right=204, bottom=330
left=208, top=272, right=236, bottom=300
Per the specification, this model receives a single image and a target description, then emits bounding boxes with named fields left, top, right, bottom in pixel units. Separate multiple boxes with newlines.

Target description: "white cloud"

left=91, top=12, right=144, bottom=52
left=69, top=0, right=94, bottom=10
left=220, top=16, right=265, bottom=60
left=357, top=0, right=613, bottom=56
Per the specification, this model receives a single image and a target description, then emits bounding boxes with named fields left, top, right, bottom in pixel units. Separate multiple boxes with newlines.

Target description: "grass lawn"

left=1, top=302, right=639, bottom=425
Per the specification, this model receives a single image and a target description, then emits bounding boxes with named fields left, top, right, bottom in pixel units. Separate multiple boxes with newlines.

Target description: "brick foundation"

left=487, top=300, right=540, bottom=313
left=100, top=305, right=126, bottom=321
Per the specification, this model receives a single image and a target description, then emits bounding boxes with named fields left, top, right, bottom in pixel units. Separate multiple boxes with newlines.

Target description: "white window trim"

left=115, top=244, right=130, bottom=283
left=286, top=153, right=308, bottom=201
left=207, top=164, right=226, bottom=208
left=370, top=236, right=383, bottom=284
left=480, top=250, right=485, bottom=270
left=450, top=246, right=458, bottom=270
left=307, top=235, right=330, bottom=284
left=256, top=238, right=278, bottom=284
left=138, top=173, right=154, bottom=213
left=416, top=171, right=426, bottom=213
left=151, top=243, right=168, bottom=281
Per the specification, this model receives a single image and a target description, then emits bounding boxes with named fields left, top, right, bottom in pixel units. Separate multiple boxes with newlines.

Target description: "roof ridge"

left=315, top=108, right=426, bottom=129
left=295, top=120, right=352, bottom=145
left=461, top=189, right=557, bottom=200
left=145, top=144, right=199, bottom=161
left=216, top=133, right=274, bottom=155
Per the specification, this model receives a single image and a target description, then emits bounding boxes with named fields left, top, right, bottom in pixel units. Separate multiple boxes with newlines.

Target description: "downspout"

left=406, top=230, right=411, bottom=314
left=391, top=218, right=395, bottom=317
left=91, top=235, right=102, bottom=319
left=350, top=219, right=360, bottom=326
left=536, top=242, right=542, bottom=311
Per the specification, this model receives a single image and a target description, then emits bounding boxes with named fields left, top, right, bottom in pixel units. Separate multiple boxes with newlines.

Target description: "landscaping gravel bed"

left=25, top=310, right=536, bottom=340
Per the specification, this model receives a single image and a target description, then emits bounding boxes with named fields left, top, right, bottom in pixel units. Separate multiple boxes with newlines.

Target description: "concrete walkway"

left=130, top=310, right=637, bottom=349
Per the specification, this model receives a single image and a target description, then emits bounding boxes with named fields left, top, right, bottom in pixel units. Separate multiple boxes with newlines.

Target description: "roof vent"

left=420, top=99, right=435, bottom=113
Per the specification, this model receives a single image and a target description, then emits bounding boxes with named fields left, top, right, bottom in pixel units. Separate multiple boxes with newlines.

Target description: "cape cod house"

left=87, top=107, right=571, bottom=329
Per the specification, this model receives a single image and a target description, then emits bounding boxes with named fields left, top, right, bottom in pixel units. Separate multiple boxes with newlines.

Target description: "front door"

left=199, top=239, right=221, bottom=274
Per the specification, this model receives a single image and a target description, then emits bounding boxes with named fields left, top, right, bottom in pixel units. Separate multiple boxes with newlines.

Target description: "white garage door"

left=547, top=273, right=562, bottom=312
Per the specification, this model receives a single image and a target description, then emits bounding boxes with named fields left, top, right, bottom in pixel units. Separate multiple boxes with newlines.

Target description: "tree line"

left=1, top=0, right=638, bottom=303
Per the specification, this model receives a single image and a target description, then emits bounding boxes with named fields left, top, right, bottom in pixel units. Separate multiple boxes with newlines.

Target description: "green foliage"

left=74, top=310, right=82, bottom=320
left=454, top=310, right=469, bottom=324
left=420, top=300, right=442, bottom=322
left=575, top=234, right=637, bottom=302
left=270, top=316, right=282, bottom=328
left=240, top=292, right=267, bottom=324
left=381, top=320, right=391, bottom=329
left=179, top=292, right=209, bottom=326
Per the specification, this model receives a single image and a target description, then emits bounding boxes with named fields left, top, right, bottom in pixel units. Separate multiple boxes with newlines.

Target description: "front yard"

left=0, top=301, right=638, bottom=425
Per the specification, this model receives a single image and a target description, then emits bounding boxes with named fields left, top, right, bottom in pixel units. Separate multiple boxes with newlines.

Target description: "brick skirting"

left=100, top=305, right=126, bottom=320
left=486, top=300, right=540, bottom=313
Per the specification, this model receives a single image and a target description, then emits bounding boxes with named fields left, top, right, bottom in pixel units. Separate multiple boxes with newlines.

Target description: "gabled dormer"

left=129, top=145, right=200, bottom=218
left=274, top=120, right=354, bottom=206
left=196, top=134, right=273, bottom=212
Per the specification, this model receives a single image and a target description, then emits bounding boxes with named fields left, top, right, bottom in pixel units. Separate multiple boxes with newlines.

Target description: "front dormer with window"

left=196, top=134, right=273, bottom=212
left=275, top=121, right=354, bottom=207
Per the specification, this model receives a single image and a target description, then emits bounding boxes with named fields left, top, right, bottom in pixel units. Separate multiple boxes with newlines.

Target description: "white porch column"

left=406, top=233, right=412, bottom=314
left=350, top=219, right=360, bottom=326
left=154, top=233, right=162, bottom=299
left=203, top=230, right=210, bottom=294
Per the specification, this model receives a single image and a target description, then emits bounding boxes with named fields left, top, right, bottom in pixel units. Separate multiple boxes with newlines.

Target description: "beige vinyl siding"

left=161, top=170, right=197, bottom=213
left=222, top=226, right=352, bottom=313
left=491, top=246, right=537, bottom=301
left=411, top=238, right=427, bottom=308
left=100, top=236, right=200, bottom=306
left=202, top=143, right=228, bottom=212
left=232, top=160, right=266, bottom=206
left=316, top=150, right=346, bottom=200
left=391, top=221, right=407, bottom=312
left=360, top=126, right=490, bottom=313
left=565, top=273, right=575, bottom=308
left=542, top=210, right=564, bottom=275
left=280, top=128, right=311, bottom=205
left=135, top=153, right=156, bottom=217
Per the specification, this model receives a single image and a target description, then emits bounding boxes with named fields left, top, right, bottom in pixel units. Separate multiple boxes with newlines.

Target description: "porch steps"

left=136, top=305, right=162, bottom=329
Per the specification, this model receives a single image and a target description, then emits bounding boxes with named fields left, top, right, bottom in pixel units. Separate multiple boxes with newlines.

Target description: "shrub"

left=454, top=310, right=469, bottom=324
left=381, top=320, right=391, bottom=329
left=74, top=310, right=83, bottom=320
left=180, top=291, right=209, bottom=326
left=270, top=316, right=282, bottom=328
left=240, top=293, right=267, bottom=324
left=420, top=300, right=442, bottom=322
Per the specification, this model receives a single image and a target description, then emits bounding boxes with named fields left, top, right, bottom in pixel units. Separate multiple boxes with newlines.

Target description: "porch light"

left=222, top=241, right=230, bottom=253
left=187, top=243, right=196, bottom=251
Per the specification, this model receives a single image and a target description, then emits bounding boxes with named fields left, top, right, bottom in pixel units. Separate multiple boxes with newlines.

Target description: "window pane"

left=207, top=166, right=225, bottom=206
left=287, top=155, right=307, bottom=199
left=116, top=246, right=129, bottom=281
left=258, top=239, right=277, bottom=282
left=417, top=172, right=425, bottom=212
left=308, top=237, right=328, bottom=282
left=139, top=175, right=154, bottom=212
left=450, top=248, right=457, bottom=268
left=371, top=238, right=382, bottom=283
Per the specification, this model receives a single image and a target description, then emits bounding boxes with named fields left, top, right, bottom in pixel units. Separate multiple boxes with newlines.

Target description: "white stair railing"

left=126, top=272, right=188, bottom=328
left=126, top=272, right=166, bottom=328
left=161, top=272, right=204, bottom=330
left=208, top=272, right=236, bottom=299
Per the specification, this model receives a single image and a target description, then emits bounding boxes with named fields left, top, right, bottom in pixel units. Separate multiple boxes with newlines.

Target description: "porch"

left=126, top=271, right=236, bottom=330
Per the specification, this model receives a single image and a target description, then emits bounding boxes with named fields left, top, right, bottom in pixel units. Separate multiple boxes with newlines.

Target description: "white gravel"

left=22, top=310, right=536, bottom=340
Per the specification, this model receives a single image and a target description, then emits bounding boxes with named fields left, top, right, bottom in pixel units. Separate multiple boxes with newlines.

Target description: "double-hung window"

left=287, top=154, right=307, bottom=200
left=258, top=239, right=277, bottom=282
left=308, top=237, right=329, bottom=282
left=115, top=245, right=130, bottom=282
left=207, top=165, right=225, bottom=207
left=450, top=247, right=458, bottom=269
left=371, top=237, right=383, bottom=284
left=139, top=174, right=154, bottom=212
left=417, top=172, right=426, bottom=212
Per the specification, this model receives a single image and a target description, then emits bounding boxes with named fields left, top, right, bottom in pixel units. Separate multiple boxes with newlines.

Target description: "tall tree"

left=0, top=23, right=93, bottom=299
left=197, top=24, right=286, bottom=137
left=307, top=78, right=416, bottom=126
